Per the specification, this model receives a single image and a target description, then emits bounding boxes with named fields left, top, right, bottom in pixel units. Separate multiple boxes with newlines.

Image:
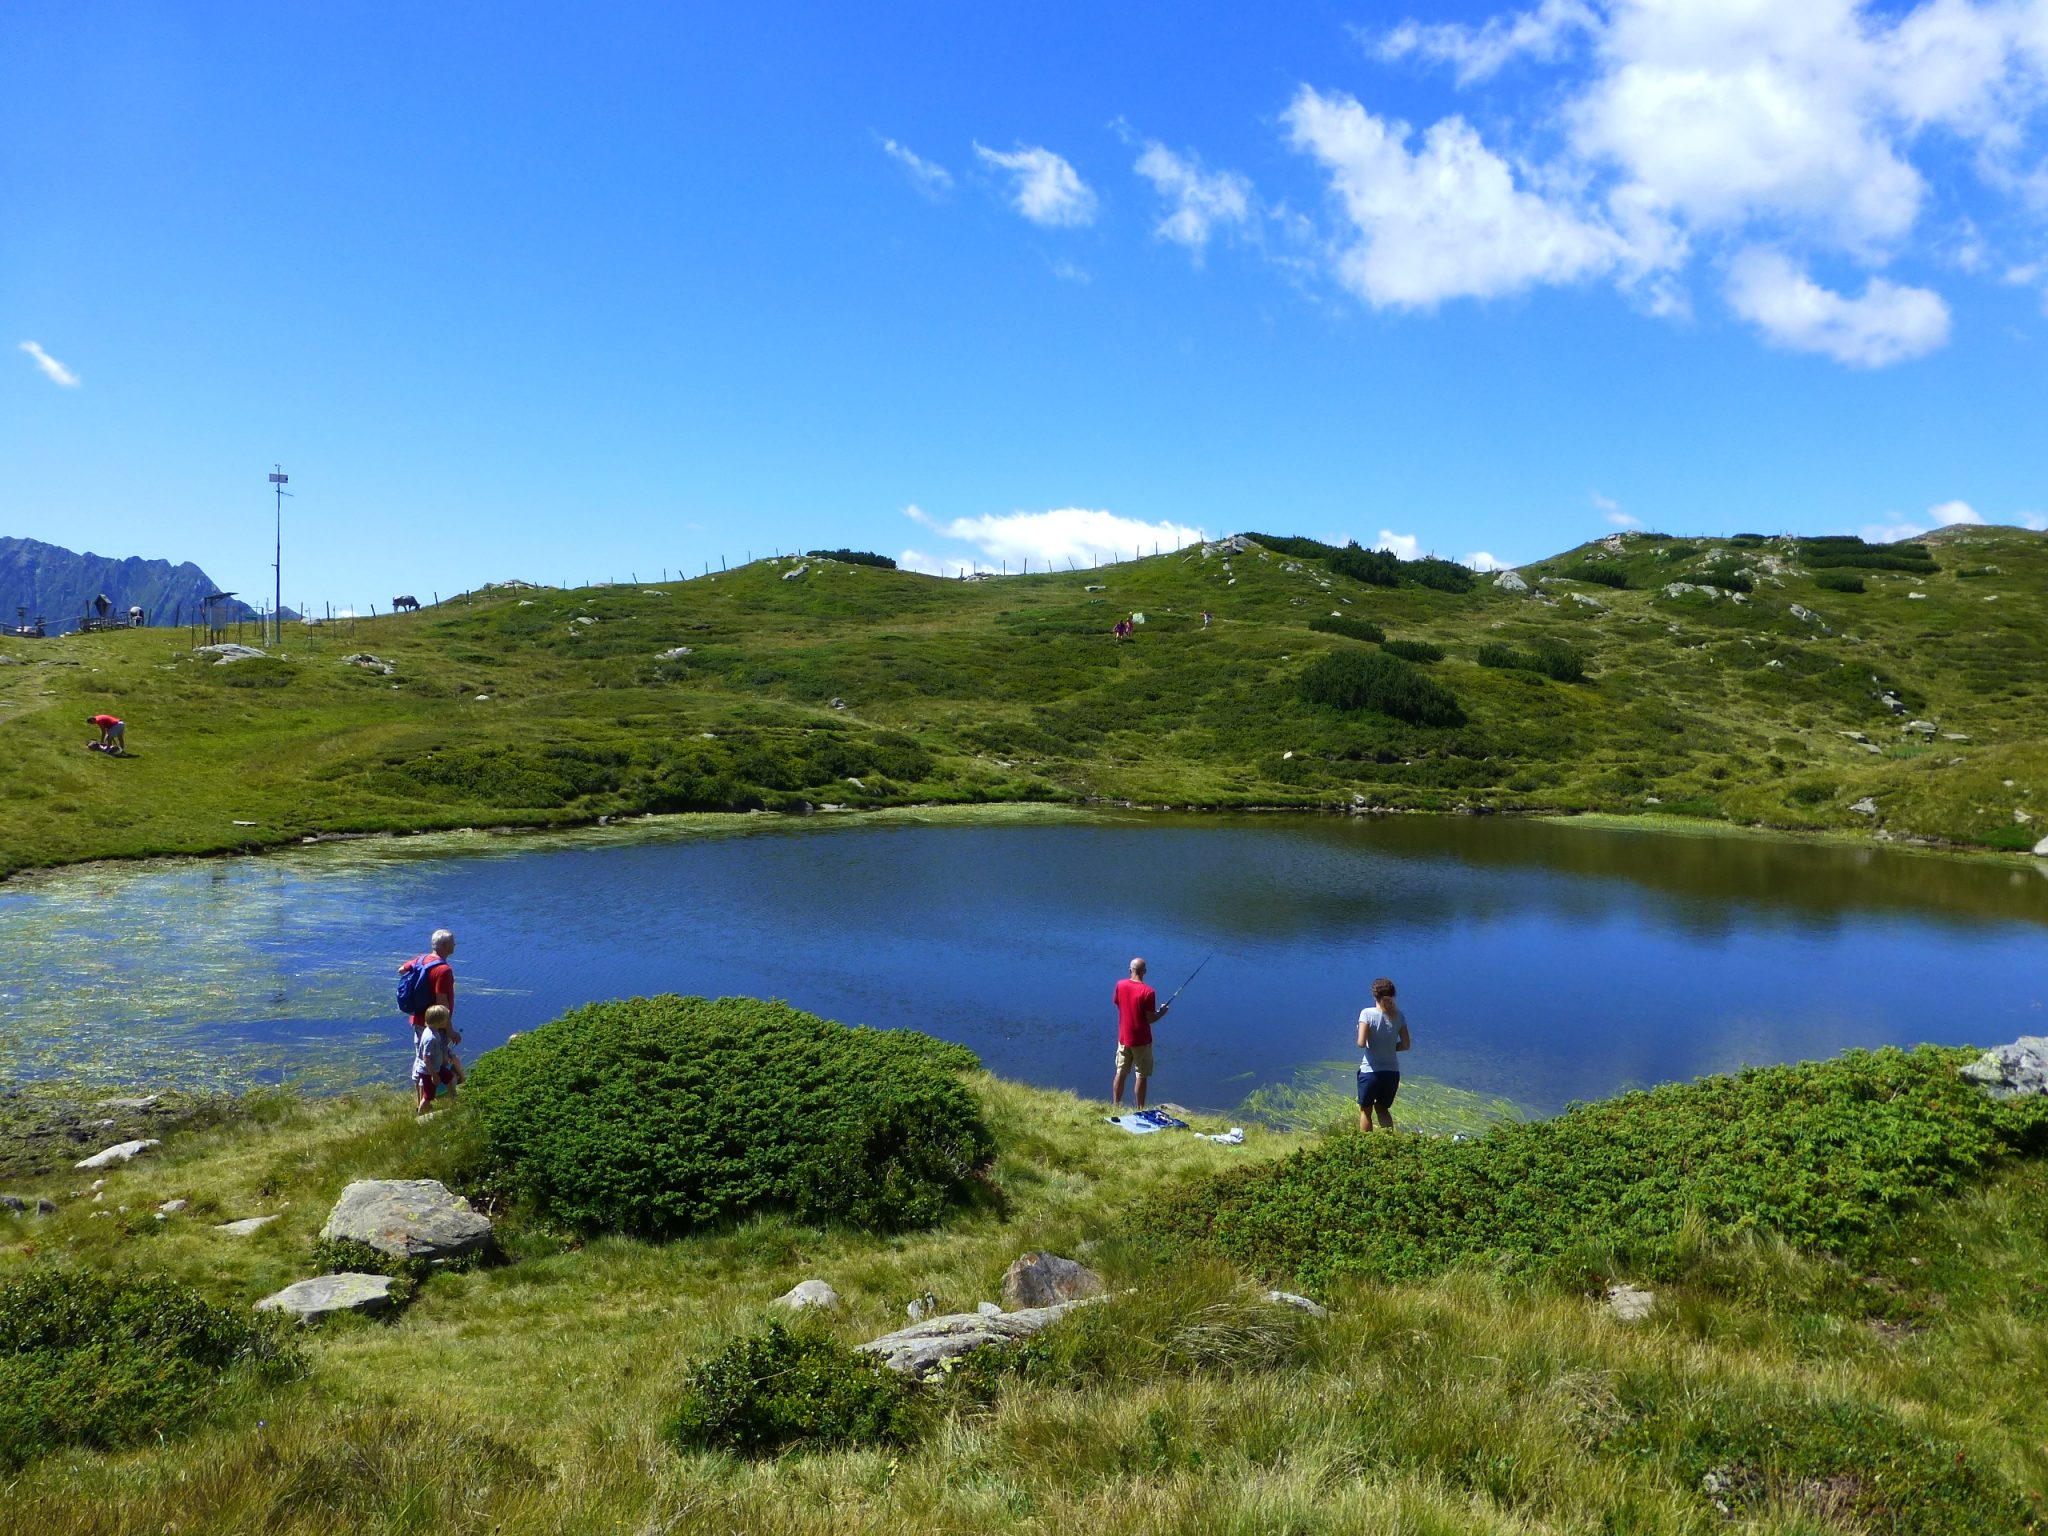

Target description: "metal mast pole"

left=268, top=467, right=290, bottom=645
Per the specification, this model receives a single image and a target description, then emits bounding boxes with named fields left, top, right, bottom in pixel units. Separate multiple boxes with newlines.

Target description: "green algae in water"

left=1238, top=1059, right=1525, bottom=1136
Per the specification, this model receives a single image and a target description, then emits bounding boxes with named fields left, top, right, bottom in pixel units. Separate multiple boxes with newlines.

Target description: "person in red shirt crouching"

left=1112, top=956, right=1170, bottom=1109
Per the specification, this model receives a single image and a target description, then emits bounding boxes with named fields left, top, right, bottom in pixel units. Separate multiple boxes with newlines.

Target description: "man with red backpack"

left=397, top=930, right=461, bottom=1083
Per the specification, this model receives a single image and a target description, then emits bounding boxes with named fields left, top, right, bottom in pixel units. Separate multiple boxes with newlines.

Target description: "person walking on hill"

left=85, top=714, right=125, bottom=753
left=1357, top=976, right=1411, bottom=1132
left=1112, top=957, right=1169, bottom=1109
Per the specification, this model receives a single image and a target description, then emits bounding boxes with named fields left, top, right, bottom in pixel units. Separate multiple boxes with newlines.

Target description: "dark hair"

left=1371, top=977, right=1396, bottom=1001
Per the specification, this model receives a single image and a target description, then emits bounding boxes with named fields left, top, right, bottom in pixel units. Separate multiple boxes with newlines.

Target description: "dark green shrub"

left=1381, top=639, right=1445, bottom=663
left=1800, top=536, right=1938, bottom=573
left=1476, top=641, right=1524, bottom=670
left=1246, top=532, right=1338, bottom=559
left=1659, top=542, right=1699, bottom=560
left=1812, top=569, right=1865, bottom=593
left=1403, top=557, right=1476, bottom=593
left=1326, top=543, right=1400, bottom=587
left=1566, top=563, right=1629, bottom=589
left=805, top=549, right=896, bottom=569
left=0, top=1266, right=300, bottom=1471
left=668, top=1322, right=925, bottom=1455
left=1143, top=1047, right=2048, bottom=1293
left=1529, top=638, right=1586, bottom=682
left=1298, top=649, right=1465, bottom=727
left=1729, top=533, right=1767, bottom=545
left=1785, top=782, right=1835, bottom=807
left=464, top=995, right=995, bottom=1237
left=1308, top=614, right=1384, bottom=644
left=1477, top=640, right=1585, bottom=681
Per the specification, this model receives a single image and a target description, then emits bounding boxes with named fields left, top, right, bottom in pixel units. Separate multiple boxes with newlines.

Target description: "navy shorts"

left=1357, top=1069, right=1400, bottom=1112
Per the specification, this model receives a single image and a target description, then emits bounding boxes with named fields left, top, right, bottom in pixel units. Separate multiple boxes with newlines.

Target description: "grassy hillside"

left=4, top=1053, right=2047, bottom=1534
left=4, top=524, right=2045, bottom=877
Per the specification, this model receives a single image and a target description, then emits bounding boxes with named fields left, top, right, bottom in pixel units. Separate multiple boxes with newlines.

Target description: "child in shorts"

left=414, top=1005, right=457, bottom=1112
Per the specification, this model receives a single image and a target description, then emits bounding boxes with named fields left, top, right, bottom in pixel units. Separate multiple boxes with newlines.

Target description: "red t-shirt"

left=91, top=714, right=121, bottom=728
left=1114, top=978, right=1158, bottom=1048
left=408, top=957, right=455, bottom=1031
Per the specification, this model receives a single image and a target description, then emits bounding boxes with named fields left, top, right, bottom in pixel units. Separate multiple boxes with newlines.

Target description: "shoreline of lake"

left=7, top=793, right=2043, bottom=891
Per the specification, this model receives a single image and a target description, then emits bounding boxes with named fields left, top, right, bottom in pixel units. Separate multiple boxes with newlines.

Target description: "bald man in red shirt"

left=1112, top=956, right=1170, bottom=1109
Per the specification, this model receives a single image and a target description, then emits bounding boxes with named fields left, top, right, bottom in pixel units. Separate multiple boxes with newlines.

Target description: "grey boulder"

left=1493, top=570, right=1529, bottom=593
left=257, top=1272, right=397, bottom=1323
left=1960, top=1037, right=2048, bottom=1100
left=1605, top=1283, right=1657, bottom=1322
left=1266, top=1290, right=1329, bottom=1318
left=215, top=1215, right=279, bottom=1237
left=858, top=1298, right=1105, bottom=1378
left=320, top=1179, right=491, bottom=1262
left=1001, top=1251, right=1105, bottom=1310
left=772, top=1279, right=841, bottom=1313
left=2034, top=833, right=2048, bottom=858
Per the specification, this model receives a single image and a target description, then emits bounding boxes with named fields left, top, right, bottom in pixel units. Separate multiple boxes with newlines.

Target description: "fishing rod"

left=1163, top=951, right=1214, bottom=1009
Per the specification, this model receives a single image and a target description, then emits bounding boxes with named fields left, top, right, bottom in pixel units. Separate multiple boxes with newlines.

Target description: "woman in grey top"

left=1356, top=976, right=1411, bottom=1132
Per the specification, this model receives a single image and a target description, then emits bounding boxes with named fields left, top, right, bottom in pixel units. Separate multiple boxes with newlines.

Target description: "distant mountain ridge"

left=0, top=536, right=260, bottom=629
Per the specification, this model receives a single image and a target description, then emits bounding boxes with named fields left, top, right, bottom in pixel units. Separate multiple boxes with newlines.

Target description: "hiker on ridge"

left=1112, top=956, right=1169, bottom=1110
left=1357, top=976, right=1411, bottom=1132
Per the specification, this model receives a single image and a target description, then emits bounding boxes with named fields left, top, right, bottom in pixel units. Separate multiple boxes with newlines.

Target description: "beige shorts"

left=1115, top=1042, right=1155, bottom=1078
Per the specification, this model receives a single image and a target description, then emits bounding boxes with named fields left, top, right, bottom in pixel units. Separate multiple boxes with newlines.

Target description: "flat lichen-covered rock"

left=320, top=1178, right=491, bottom=1261
left=857, top=1297, right=1104, bottom=1378
left=256, top=1272, right=396, bottom=1322
left=1000, top=1251, right=1104, bottom=1309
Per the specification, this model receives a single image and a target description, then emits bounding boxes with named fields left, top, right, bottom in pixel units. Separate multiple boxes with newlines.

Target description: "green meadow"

left=3, top=524, right=2045, bottom=880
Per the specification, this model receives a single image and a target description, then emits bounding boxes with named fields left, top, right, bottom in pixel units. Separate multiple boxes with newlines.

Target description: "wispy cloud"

left=1590, top=489, right=1641, bottom=527
left=1860, top=499, right=1989, bottom=542
left=18, top=341, right=80, bottom=388
left=901, top=504, right=1203, bottom=573
left=974, top=143, right=1097, bottom=227
left=1373, top=529, right=1423, bottom=559
left=880, top=137, right=953, bottom=197
left=1133, top=141, right=1254, bottom=255
left=1049, top=259, right=1092, bottom=284
left=1464, top=550, right=1512, bottom=571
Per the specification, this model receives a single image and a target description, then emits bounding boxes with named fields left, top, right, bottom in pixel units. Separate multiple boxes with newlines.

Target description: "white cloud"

left=1591, top=489, right=1642, bottom=526
left=1133, top=142, right=1254, bottom=253
left=1049, top=259, right=1092, bottom=283
left=903, top=504, right=1204, bottom=571
left=1464, top=550, right=1514, bottom=570
left=1284, top=87, right=1627, bottom=307
left=974, top=143, right=1097, bottom=227
left=1724, top=247, right=1950, bottom=365
left=881, top=137, right=953, bottom=197
left=2018, top=511, right=2048, bottom=530
left=1372, top=0, right=1599, bottom=85
left=1860, top=498, right=1993, bottom=541
left=18, top=341, right=80, bottom=388
left=1927, top=498, right=1987, bottom=524
left=1373, top=529, right=1423, bottom=559
left=1347, top=0, right=2048, bottom=364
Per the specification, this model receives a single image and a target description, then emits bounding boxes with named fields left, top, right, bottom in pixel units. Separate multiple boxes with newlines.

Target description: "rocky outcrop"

left=257, top=1273, right=397, bottom=1323
left=1960, top=1038, right=2048, bottom=1100
left=2, top=1194, right=59, bottom=1216
left=320, top=1179, right=491, bottom=1263
left=75, top=1138, right=159, bottom=1170
left=857, top=1298, right=1106, bottom=1378
left=215, top=1215, right=278, bottom=1237
left=1000, top=1251, right=1105, bottom=1310
left=195, top=643, right=266, bottom=664
left=1493, top=570, right=1529, bottom=593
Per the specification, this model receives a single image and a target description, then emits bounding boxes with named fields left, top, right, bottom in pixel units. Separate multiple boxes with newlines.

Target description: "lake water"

left=3, top=808, right=2045, bottom=1116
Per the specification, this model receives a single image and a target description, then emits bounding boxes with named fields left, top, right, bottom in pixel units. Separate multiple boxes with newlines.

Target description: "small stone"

left=1001, top=1252, right=1105, bottom=1310
left=97, top=1096, right=160, bottom=1110
left=772, top=1279, right=841, bottom=1313
left=1266, top=1290, right=1329, bottom=1318
left=256, top=1273, right=397, bottom=1323
left=656, top=647, right=693, bottom=660
left=1605, top=1283, right=1656, bottom=1322
left=232, top=819, right=259, bottom=827
left=157, top=1198, right=188, bottom=1215
left=36, top=1198, right=57, bottom=1215
left=215, top=1215, right=278, bottom=1237
left=907, top=1292, right=937, bottom=1322
left=1904, top=719, right=1936, bottom=735
left=977, top=1301, right=1004, bottom=1317
left=1850, top=797, right=1879, bottom=816
left=76, top=1139, right=159, bottom=1170
left=0, top=1195, right=25, bottom=1214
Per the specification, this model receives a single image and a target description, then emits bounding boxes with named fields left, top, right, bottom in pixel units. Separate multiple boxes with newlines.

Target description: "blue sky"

left=4, top=1, right=2046, bottom=609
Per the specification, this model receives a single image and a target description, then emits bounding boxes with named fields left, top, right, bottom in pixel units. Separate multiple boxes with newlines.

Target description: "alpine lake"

left=4, top=805, right=2044, bottom=1125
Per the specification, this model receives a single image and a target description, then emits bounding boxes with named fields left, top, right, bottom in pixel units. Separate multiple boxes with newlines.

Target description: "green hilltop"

left=3, top=523, right=2045, bottom=877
